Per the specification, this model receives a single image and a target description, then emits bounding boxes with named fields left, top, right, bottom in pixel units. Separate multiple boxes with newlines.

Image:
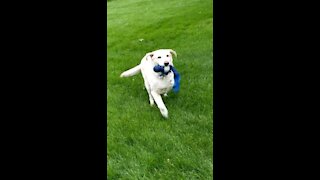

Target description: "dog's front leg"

left=144, top=81, right=154, bottom=106
left=151, top=91, right=168, bottom=118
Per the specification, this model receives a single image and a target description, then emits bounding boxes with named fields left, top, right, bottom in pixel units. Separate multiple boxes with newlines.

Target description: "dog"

left=120, top=49, right=178, bottom=118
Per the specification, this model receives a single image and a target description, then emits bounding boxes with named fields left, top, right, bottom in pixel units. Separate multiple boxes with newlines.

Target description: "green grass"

left=107, top=0, right=213, bottom=179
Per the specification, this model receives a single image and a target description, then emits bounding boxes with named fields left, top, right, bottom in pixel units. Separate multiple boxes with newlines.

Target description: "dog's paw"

left=162, top=113, right=168, bottom=119
left=160, top=108, right=168, bottom=119
left=149, top=97, right=154, bottom=106
left=163, top=93, right=168, bottom=97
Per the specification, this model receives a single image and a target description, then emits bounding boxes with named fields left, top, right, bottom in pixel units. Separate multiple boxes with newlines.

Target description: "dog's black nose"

left=164, top=62, right=169, bottom=66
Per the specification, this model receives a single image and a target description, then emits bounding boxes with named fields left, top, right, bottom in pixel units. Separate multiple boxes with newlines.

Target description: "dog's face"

left=147, top=49, right=177, bottom=67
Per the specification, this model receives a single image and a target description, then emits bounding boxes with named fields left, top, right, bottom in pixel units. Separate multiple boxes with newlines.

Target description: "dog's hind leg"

left=151, top=91, right=168, bottom=118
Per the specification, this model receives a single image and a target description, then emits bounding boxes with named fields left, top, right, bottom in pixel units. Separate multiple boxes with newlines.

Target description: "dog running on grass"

left=120, top=49, right=180, bottom=118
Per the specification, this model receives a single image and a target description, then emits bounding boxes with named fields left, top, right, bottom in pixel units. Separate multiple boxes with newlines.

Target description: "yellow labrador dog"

left=120, top=49, right=177, bottom=118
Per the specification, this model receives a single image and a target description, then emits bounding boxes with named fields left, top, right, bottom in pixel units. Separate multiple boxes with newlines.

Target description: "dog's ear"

left=145, top=52, right=154, bottom=61
left=168, top=49, right=177, bottom=58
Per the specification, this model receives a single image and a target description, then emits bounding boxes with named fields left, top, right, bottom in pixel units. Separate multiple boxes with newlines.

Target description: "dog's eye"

left=158, top=56, right=161, bottom=59
left=166, top=55, right=169, bottom=57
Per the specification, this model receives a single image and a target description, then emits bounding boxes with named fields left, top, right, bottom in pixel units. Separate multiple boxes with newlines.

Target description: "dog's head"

left=146, top=49, right=177, bottom=67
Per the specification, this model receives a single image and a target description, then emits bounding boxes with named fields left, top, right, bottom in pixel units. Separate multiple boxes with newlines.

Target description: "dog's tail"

left=120, top=64, right=141, bottom=77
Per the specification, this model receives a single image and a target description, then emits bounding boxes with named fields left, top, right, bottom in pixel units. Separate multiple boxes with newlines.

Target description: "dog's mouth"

left=157, top=62, right=171, bottom=67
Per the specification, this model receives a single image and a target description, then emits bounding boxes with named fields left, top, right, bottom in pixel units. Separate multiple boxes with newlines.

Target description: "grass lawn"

left=107, top=0, right=213, bottom=179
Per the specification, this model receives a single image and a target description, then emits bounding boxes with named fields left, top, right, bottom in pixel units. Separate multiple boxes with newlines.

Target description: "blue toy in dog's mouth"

left=153, top=65, right=180, bottom=93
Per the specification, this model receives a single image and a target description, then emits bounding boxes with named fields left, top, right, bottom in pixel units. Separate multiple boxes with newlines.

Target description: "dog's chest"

left=141, top=61, right=174, bottom=94
left=153, top=74, right=174, bottom=94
